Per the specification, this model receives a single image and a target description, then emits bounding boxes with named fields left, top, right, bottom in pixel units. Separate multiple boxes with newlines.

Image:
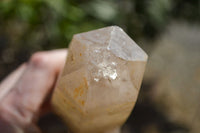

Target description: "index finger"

left=0, top=49, right=67, bottom=131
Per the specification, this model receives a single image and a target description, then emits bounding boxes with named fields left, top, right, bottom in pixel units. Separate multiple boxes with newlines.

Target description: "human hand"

left=0, top=49, right=67, bottom=133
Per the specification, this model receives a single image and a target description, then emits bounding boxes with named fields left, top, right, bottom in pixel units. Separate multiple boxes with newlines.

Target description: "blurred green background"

left=0, top=0, right=200, bottom=133
left=0, top=0, right=199, bottom=79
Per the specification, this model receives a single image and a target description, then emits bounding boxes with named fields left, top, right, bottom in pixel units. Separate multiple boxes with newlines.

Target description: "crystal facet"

left=52, top=26, right=148, bottom=133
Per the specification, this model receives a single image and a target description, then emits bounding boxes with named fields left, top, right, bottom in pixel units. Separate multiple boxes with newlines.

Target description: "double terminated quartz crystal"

left=51, top=26, right=148, bottom=133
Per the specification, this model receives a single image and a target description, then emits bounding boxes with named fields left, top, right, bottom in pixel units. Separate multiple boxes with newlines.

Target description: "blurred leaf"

left=17, top=3, right=35, bottom=22
left=82, top=0, right=118, bottom=22
left=147, top=0, right=172, bottom=27
left=67, top=5, right=85, bottom=21
left=44, top=0, right=67, bottom=17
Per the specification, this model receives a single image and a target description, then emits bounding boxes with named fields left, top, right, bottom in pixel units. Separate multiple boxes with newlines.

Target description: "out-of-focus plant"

left=0, top=0, right=199, bottom=79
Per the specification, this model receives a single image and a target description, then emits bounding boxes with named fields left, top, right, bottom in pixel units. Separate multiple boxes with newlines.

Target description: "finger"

left=0, top=49, right=67, bottom=129
left=0, top=64, right=27, bottom=101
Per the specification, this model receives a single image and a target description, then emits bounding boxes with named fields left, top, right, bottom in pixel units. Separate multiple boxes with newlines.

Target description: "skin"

left=0, top=49, right=68, bottom=133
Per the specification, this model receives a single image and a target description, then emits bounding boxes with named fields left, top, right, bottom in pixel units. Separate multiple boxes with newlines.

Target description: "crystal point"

left=52, top=26, right=148, bottom=133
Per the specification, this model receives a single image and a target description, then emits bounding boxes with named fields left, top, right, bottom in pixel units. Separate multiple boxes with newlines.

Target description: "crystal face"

left=52, top=26, right=148, bottom=133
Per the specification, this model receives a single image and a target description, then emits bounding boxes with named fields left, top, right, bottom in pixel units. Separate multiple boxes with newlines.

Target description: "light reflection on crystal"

left=111, top=62, right=116, bottom=66
left=94, top=49, right=100, bottom=53
left=94, top=78, right=100, bottom=82
left=98, top=62, right=118, bottom=80
left=109, top=69, right=117, bottom=79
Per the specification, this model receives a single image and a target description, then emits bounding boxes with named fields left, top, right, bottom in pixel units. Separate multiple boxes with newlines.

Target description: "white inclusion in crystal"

left=98, top=62, right=118, bottom=80
left=94, top=78, right=100, bottom=82
left=111, top=62, right=116, bottom=66
left=94, top=49, right=101, bottom=53
left=102, top=68, right=117, bottom=80
left=108, top=69, right=117, bottom=79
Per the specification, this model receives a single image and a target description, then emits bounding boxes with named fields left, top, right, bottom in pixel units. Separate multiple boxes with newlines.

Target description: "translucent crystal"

left=52, top=26, right=148, bottom=133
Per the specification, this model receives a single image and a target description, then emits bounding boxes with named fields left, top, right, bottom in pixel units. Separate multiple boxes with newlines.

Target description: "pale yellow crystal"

left=51, top=26, right=148, bottom=133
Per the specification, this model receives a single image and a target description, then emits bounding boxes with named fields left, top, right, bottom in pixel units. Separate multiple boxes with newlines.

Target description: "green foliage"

left=0, top=0, right=199, bottom=48
left=0, top=0, right=199, bottom=79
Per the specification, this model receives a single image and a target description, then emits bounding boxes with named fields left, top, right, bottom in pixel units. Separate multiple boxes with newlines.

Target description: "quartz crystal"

left=51, top=26, right=148, bottom=133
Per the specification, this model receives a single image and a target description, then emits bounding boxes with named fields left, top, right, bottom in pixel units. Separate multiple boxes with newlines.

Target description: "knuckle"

left=29, top=52, right=49, bottom=68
